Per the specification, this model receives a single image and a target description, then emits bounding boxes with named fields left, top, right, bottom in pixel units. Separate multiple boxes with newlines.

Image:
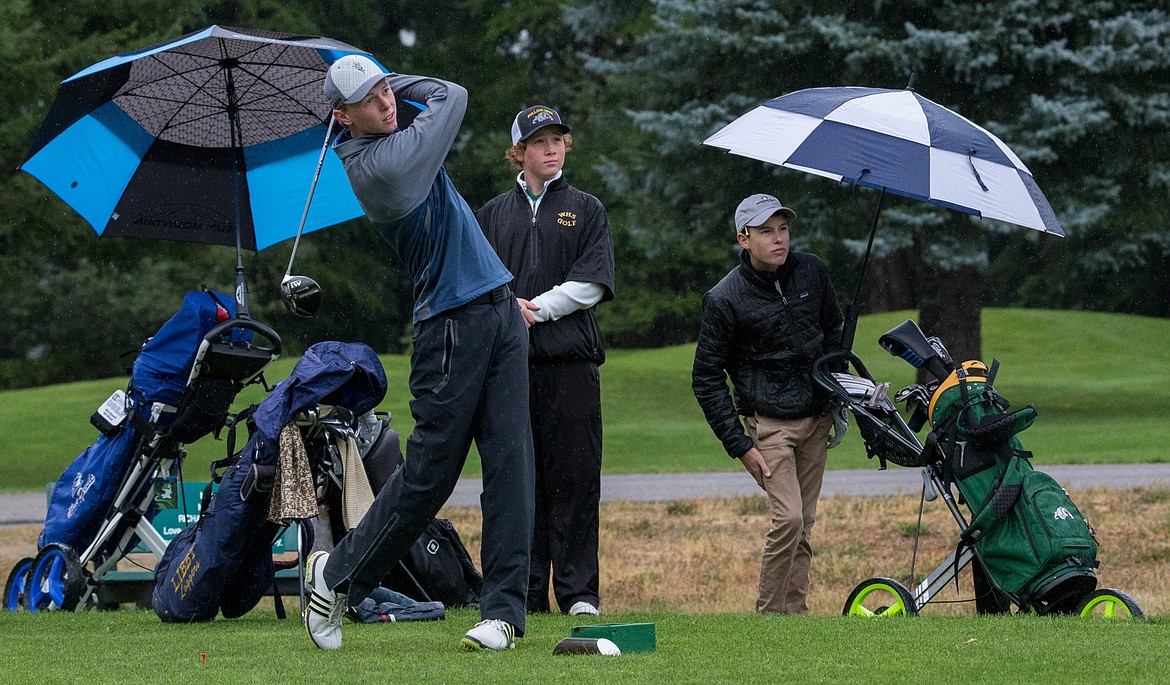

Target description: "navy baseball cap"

left=511, top=105, right=570, bottom=145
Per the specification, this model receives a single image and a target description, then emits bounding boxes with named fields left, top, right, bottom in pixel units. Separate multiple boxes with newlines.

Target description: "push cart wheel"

left=27, top=543, right=88, bottom=613
left=842, top=577, right=917, bottom=617
left=4, top=557, right=35, bottom=612
left=1076, top=588, right=1144, bottom=619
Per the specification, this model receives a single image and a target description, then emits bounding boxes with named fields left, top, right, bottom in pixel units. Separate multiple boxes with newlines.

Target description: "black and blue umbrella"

left=19, top=26, right=389, bottom=314
left=704, top=82, right=1065, bottom=346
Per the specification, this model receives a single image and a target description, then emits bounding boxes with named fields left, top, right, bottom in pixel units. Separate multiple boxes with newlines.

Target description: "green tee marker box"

left=571, top=623, right=656, bottom=653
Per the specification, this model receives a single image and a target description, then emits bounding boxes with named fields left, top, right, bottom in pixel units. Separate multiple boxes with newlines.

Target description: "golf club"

left=281, top=114, right=337, bottom=317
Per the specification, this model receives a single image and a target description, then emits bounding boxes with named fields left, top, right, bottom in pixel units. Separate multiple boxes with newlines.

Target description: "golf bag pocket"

left=971, top=465, right=1097, bottom=595
left=170, top=376, right=237, bottom=444
left=41, top=424, right=141, bottom=551
left=951, top=441, right=998, bottom=481
left=1018, top=470, right=1098, bottom=570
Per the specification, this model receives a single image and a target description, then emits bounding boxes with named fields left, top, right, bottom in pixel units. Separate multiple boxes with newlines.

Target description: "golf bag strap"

left=961, top=455, right=1026, bottom=543
left=272, top=580, right=286, bottom=620
left=270, top=526, right=288, bottom=620
left=199, top=480, right=215, bottom=523
left=986, top=359, right=1000, bottom=390
left=209, top=404, right=258, bottom=480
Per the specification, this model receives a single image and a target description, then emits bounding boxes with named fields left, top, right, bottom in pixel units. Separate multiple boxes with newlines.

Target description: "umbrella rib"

left=120, top=52, right=234, bottom=138
left=115, top=38, right=333, bottom=145
left=233, top=45, right=329, bottom=117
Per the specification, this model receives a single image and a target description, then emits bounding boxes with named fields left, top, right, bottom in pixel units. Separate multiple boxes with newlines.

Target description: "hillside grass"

left=1, top=308, right=1168, bottom=491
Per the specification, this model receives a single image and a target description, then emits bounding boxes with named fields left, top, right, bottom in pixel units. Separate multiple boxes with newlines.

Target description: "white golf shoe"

left=461, top=618, right=516, bottom=651
left=303, top=551, right=346, bottom=650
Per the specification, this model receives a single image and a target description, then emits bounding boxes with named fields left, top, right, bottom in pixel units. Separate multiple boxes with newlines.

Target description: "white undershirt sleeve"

left=529, top=281, right=605, bottom=322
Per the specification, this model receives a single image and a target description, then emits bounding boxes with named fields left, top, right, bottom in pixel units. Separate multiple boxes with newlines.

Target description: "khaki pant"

left=744, top=414, right=831, bottom=614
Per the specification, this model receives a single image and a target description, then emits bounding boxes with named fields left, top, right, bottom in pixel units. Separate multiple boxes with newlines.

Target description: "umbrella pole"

left=234, top=227, right=249, bottom=319
left=224, top=58, right=251, bottom=320
left=841, top=186, right=885, bottom=352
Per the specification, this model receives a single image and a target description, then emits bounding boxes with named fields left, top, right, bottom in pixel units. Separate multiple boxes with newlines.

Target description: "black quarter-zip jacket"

left=693, top=249, right=844, bottom=458
left=476, top=175, right=615, bottom=363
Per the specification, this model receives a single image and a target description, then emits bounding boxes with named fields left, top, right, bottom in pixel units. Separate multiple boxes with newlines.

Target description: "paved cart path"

left=4, top=463, right=1169, bottom=526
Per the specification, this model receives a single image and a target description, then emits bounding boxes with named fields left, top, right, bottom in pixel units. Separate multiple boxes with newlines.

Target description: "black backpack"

left=382, top=518, right=483, bottom=608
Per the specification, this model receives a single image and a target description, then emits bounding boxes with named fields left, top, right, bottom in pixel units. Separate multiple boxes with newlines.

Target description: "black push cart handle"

left=203, top=317, right=282, bottom=358
left=812, top=349, right=875, bottom=398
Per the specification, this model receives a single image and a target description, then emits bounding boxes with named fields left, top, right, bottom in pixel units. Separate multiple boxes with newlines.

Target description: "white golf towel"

left=341, top=434, right=375, bottom=530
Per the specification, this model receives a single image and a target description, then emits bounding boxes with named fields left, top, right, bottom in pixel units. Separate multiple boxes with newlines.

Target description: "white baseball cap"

left=323, top=54, right=390, bottom=109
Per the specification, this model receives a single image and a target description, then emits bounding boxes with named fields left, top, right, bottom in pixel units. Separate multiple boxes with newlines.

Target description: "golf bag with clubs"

left=818, top=319, right=1141, bottom=617
left=152, top=341, right=388, bottom=621
left=152, top=340, right=482, bottom=622
left=3, top=291, right=280, bottom=613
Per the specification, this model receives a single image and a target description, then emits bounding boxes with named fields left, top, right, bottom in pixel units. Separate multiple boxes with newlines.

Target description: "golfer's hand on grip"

left=739, top=447, right=770, bottom=490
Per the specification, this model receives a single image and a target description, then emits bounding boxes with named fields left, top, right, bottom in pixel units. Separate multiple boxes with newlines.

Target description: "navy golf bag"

left=153, top=341, right=389, bottom=622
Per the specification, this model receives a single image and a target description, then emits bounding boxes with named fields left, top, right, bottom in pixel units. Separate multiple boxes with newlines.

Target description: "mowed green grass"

left=2, top=607, right=1168, bottom=684
left=1, top=308, right=1168, bottom=491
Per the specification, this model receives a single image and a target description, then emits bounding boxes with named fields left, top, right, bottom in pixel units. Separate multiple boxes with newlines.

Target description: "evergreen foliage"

left=1, top=0, right=1166, bottom=387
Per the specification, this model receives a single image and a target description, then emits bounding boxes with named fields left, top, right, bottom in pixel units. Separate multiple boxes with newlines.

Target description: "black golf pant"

left=526, top=360, right=602, bottom=613
left=324, top=291, right=535, bottom=633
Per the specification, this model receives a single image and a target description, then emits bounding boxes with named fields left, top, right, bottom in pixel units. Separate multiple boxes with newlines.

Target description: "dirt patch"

left=4, top=486, right=1166, bottom=615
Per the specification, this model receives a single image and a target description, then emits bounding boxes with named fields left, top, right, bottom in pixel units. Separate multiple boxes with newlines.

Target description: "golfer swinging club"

left=303, top=54, right=534, bottom=651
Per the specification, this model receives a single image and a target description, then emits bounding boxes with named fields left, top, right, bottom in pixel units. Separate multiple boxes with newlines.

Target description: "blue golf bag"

left=7, top=291, right=280, bottom=613
left=40, top=291, right=243, bottom=551
left=152, top=341, right=388, bottom=622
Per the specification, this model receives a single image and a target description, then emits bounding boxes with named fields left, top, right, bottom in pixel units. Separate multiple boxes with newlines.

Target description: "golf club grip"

left=286, top=115, right=337, bottom=277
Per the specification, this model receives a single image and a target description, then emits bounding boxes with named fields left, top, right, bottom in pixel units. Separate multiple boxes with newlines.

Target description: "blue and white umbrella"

left=703, top=86, right=1064, bottom=236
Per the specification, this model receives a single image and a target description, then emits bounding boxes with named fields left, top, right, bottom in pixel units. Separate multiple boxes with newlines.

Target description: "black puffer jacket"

left=692, top=250, right=844, bottom=458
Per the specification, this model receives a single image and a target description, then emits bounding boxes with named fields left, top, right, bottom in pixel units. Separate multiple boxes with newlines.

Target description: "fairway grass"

left=3, top=607, right=1167, bottom=684
left=5, top=487, right=1169, bottom=682
left=1, top=308, right=1168, bottom=490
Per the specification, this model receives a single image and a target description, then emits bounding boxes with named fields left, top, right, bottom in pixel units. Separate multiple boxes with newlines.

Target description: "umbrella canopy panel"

left=704, top=87, right=1063, bottom=237
left=20, top=26, right=374, bottom=250
left=112, top=31, right=333, bottom=148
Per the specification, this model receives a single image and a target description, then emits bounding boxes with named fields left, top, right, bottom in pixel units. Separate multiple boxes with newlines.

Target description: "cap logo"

left=529, top=109, right=555, bottom=124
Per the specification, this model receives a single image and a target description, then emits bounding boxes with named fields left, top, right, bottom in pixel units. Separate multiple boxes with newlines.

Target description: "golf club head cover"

left=878, top=320, right=954, bottom=381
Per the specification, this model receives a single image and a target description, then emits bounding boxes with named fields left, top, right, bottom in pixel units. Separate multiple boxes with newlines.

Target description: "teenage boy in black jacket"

left=692, top=193, right=843, bottom=614
left=477, top=105, right=615, bottom=617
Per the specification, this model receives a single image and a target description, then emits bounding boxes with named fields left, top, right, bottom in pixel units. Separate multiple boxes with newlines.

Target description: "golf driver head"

left=281, top=275, right=322, bottom=318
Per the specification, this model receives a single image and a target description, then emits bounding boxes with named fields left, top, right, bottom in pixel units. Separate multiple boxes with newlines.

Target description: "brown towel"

left=340, top=433, right=375, bottom=530
left=269, top=424, right=318, bottom=523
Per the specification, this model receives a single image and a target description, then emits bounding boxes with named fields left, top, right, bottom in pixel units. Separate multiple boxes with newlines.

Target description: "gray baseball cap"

left=734, top=194, right=797, bottom=234
left=323, top=54, right=390, bottom=109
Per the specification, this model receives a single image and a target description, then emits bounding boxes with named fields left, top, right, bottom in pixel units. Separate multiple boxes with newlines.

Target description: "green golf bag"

left=928, top=360, right=1098, bottom=610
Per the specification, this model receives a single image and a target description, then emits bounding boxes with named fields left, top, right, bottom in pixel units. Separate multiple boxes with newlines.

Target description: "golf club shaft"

left=285, top=115, right=337, bottom=278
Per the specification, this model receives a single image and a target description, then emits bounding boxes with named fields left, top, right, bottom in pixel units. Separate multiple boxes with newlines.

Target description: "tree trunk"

left=915, top=216, right=985, bottom=383
left=918, top=263, right=982, bottom=362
